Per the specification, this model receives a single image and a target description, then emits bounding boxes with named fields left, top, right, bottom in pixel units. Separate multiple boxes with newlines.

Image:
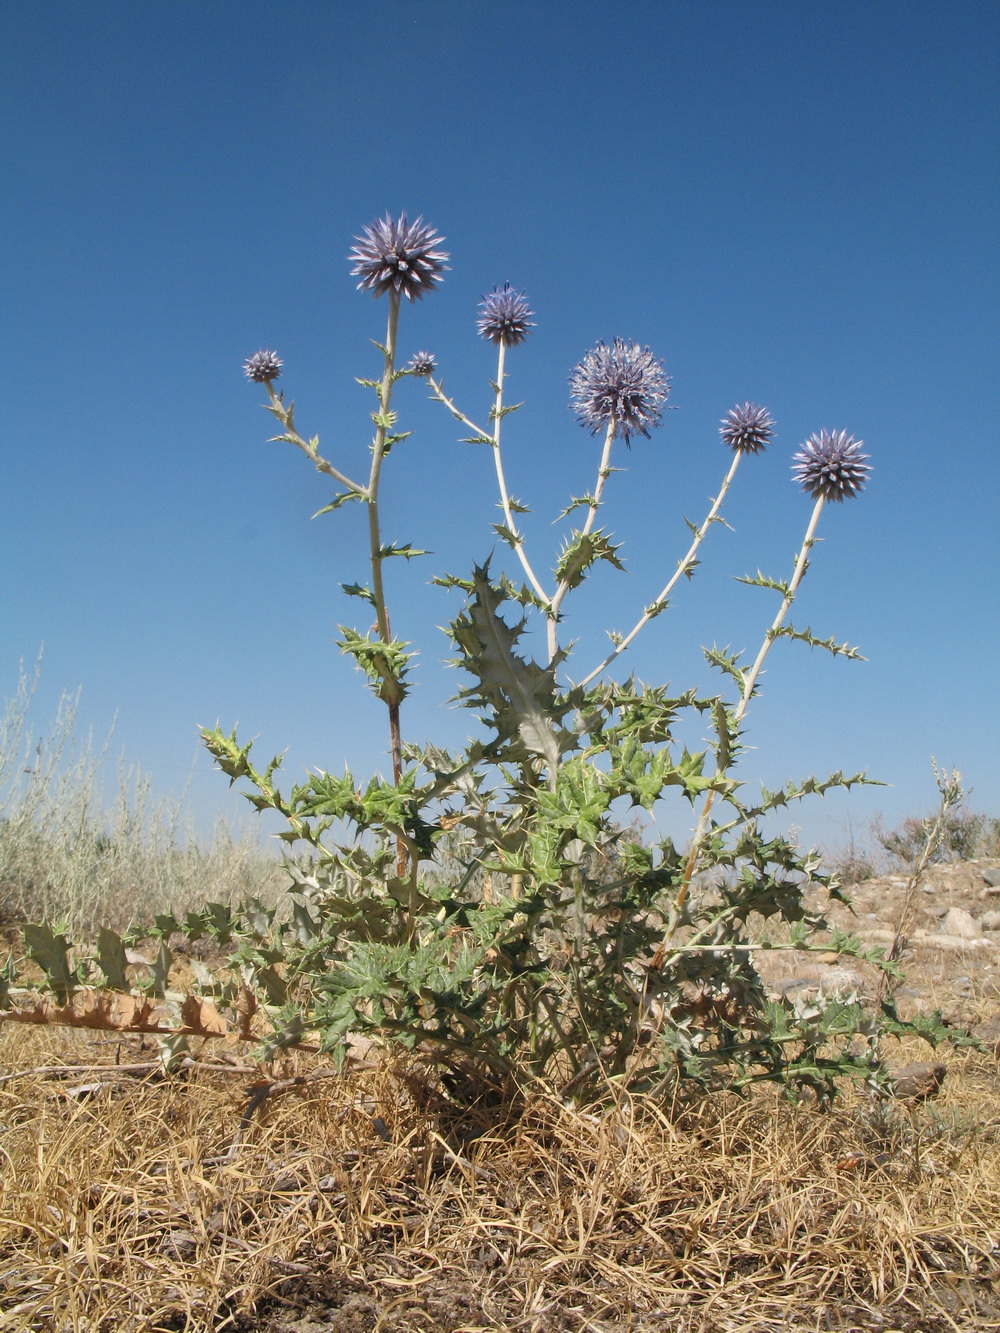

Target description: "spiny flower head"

left=792, top=429, right=871, bottom=502
left=349, top=212, right=449, bottom=302
left=406, top=351, right=437, bottom=377
left=720, top=402, right=774, bottom=455
left=477, top=282, right=535, bottom=347
left=243, top=350, right=282, bottom=383
left=569, top=338, right=669, bottom=445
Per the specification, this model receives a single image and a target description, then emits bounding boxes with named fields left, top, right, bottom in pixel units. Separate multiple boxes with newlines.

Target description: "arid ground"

left=1, top=860, right=998, bottom=1333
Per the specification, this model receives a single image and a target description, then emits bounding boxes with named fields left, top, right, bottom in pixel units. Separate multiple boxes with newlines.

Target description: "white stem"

left=489, top=343, right=552, bottom=605
left=266, top=385, right=367, bottom=496
left=665, top=495, right=826, bottom=929
left=576, top=451, right=743, bottom=689
left=547, top=420, right=617, bottom=663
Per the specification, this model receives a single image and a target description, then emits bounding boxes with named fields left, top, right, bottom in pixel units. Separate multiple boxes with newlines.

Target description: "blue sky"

left=2, top=0, right=998, bottom=858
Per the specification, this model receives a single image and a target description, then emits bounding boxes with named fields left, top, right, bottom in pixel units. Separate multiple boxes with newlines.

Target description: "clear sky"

left=2, top=0, right=998, bottom=858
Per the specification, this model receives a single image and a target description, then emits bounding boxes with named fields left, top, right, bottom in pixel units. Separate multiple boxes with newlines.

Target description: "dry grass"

left=1, top=1022, right=998, bottom=1333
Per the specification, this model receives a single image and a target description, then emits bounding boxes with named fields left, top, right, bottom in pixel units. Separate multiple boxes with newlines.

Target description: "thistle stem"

left=489, top=343, right=552, bottom=605
left=547, top=420, right=616, bottom=662
left=429, top=370, right=550, bottom=606
left=265, top=385, right=367, bottom=497
left=663, top=495, right=826, bottom=935
left=576, top=451, right=743, bottom=689
left=367, top=292, right=407, bottom=876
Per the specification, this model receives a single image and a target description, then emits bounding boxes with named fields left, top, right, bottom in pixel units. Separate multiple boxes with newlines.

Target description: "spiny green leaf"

left=23, top=924, right=77, bottom=1004
left=770, top=624, right=865, bottom=659
left=313, top=490, right=365, bottom=518
left=702, top=644, right=747, bottom=690
left=379, top=543, right=429, bottom=561
left=554, top=530, right=625, bottom=592
left=96, top=928, right=130, bottom=992
left=341, top=582, right=377, bottom=607
left=555, top=494, right=598, bottom=521
left=735, top=570, right=791, bottom=595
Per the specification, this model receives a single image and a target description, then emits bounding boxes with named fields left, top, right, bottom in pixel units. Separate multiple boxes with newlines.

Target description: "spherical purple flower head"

left=476, top=282, right=535, bottom=347
left=792, top=429, right=871, bottom=502
left=720, top=402, right=774, bottom=455
left=348, top=212, right=449, bottom=302
left=243, top=350, right=282, bottom=383
left=406, top=351, right=437, bottom=377
left=569, top=338, right=669, bottom=446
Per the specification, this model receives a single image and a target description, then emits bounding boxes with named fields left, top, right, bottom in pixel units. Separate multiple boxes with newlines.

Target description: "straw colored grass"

left=1, top=1022, right=997, bottom=1332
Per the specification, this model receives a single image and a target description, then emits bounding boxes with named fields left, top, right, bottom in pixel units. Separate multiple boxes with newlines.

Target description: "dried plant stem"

left=547, top=420, right=616, bottom=662
left=577, top=451, right=743, bottom=688
left=877, top=762, right=964, bottom=1008
left=662, top=496, right=826, bottom=942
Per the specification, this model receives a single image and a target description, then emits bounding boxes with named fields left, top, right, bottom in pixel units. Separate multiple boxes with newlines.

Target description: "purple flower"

left=720, top=402, right=774, bottom=455
left=348, top=212, right=449, bottom=302
left=476, top=283, right=534, bottom=347
left=243, top=350, right=283, bottom=383
left=406, top=351, right=437, bottom=377
left=792, top=429, right=871, bottom=502
left=569, top=338, right=669, bottom=445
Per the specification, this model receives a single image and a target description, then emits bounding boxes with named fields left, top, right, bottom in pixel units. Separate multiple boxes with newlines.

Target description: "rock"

left=922, top=934, right=990, bottom=950
left=982, top=911, right=1000, bottom=932
left=972, top=1017, right=1000, bottom=1056
left=941, top=907, right=979, bottom=939
left=818, top=966, right=864, bottom=995
left=982, top=867, right=1000, bottom=888
left=769, top=976, right=818, bottom=997
left=891, top=1061, right=946, bottom=1101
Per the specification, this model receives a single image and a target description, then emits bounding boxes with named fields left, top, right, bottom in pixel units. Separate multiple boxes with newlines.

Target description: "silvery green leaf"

left=451, top=566, right=561, bottom=776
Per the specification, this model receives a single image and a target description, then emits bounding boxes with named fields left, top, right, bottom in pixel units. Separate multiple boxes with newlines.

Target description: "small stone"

left=941, top=907, right=979, bottom=939
left=817, top=952, right=841, bottom=964
left=928, top=904, right=950, bottom=919
left=981, top=868, right=1000, bottom=888
left=981, top=911, right=1000, bottom=931
left=891, top=1061, right=946, bottom=1102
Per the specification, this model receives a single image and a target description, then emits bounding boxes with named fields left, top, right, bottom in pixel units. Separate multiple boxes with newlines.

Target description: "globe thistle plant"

left=243, top=349, right=283, bottom=383
left=406, top=351, right=437, bottom=377
left=569, top=338, right=670, bottom=445
left=477, top=283, right=535, bottom=347
left=720, top=402, right=774, bottom=455
left=349, top=212, right=449, bottom=303
left=792, top=429, right=871, bottom=502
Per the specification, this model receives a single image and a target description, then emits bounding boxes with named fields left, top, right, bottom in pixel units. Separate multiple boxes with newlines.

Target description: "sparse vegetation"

left=0, top=660, right=285, bottom=937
